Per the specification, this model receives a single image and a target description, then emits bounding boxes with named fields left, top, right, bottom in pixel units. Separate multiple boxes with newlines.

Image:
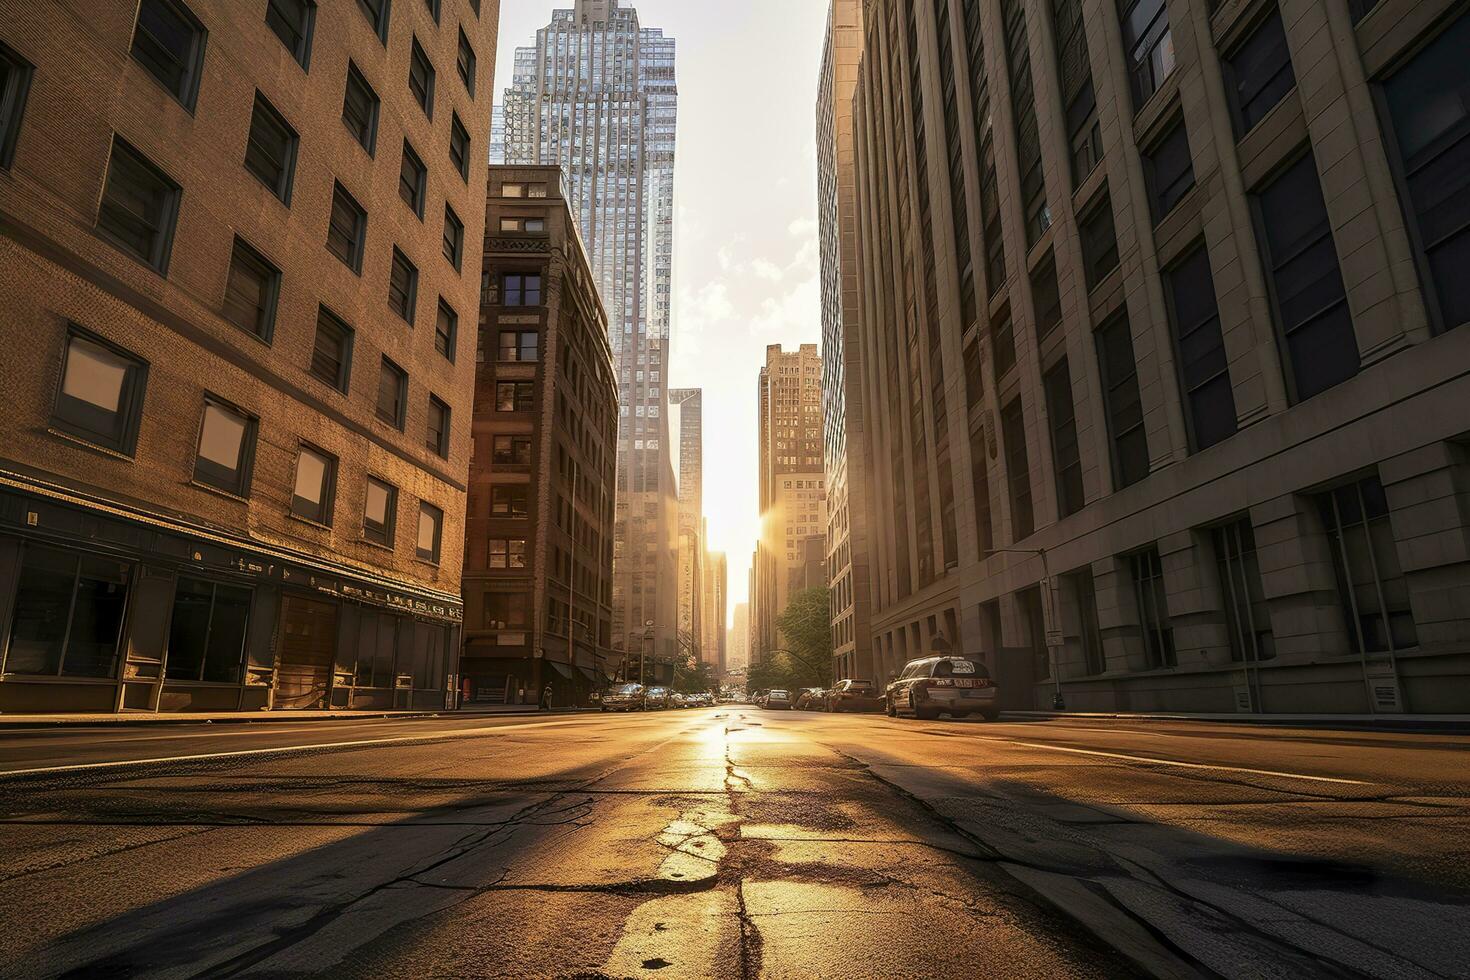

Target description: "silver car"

left=601, top=683, right=647, bottom=712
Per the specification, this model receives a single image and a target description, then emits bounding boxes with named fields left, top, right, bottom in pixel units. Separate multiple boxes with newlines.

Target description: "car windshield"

left=613, top=684, right=643, bottom=694
left=769, top=690, right=789, bottom=698
left=848, top=680, right=874, bottom=689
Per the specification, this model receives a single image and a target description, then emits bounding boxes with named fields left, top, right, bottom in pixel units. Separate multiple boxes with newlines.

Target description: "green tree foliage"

left=747, top=587, right=835, bottom=692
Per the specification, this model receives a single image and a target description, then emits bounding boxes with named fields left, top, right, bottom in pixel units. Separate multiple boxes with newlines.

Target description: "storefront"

left=0, top=487, right=462, bottom=714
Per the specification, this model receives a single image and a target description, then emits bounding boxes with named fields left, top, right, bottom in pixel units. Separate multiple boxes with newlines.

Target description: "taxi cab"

left=884, top=656, right=999, bottom=721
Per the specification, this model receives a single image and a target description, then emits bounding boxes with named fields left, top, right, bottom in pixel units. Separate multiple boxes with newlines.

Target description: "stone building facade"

left=0, top=0, right=496, bottom=712
left=849, top=0, right=1469, bottom=713
left=461, top=165, right=618, bottom=706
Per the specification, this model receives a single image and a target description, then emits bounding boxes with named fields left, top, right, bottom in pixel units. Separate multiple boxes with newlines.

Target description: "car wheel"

left=885, top=699, right=897, bottom=718
left=981, top=710, right=999, bottom=722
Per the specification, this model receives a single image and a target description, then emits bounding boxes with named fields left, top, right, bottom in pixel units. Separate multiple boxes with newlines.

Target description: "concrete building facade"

left=702, top=546, right=728, bottom=674
left=0, top=0, right=496, bottom=713
left=728, top=601, right=750, bottom=674
left=818, top=0, right=879, bottom=684
left=848, top=0, right=1470, bottom=713
left=670, top=387, right=704, bottom=660
left=501, top=0, right=681, bottom=668
left=461, top=165, right=618, bottom=707
left=752, top=344, right=829, bottom=663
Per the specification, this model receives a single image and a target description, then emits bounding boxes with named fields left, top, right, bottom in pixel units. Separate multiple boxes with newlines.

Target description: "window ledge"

left=188, top=480, right=250, bottom=504
left=286, top=512, right=334, bottom=532
left=45, top=427, right=135, bottom=463
left=361, top=538, right=397, bottom=554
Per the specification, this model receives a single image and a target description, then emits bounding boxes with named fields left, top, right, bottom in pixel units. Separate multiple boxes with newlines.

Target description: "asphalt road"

left=0, top=709, right=1467, bottom=979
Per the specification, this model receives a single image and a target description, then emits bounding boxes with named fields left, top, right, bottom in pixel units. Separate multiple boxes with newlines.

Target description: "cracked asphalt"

left=0, top=710, right=1466, bottom=979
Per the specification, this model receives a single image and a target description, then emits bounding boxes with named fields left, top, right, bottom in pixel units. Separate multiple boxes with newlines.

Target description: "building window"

left=457, top=28, right=476, bottom=97
left=991, top=309, right=1016, bottom=381
left=1119, top=0, right=1174, bottom=109
left=0, top=41, right=35, bottom=170
left=1165, top=243, right=1237, bottom=450
left=357, top=0, right=390, bottom=43
left=165, top=577, right=252, bottom=683
left=326, top=181, right=366, bottom=273
left=2, top=545, right=131, bottom=678
left=310, top=306, right=353, bottom=392
left=376, top=356, right=406, bottom=429
left=1030, top=251, right=1062, bottom=341
left=244, top=93, right=297, bottom=204
left=1044, top=360, right=1085, bottom=517
left=1069, top=568, right=1106, bottom=675
left=489, top=538, right=528, bottom=569
left=449, top=113, right=470, bottom=181
left=399, top=140, right=426, bottom=218
left=499, top=217, right=546, bottom=233
left=493, top=435, right=532, bottom=465
left=1050, top=0, right=1101, bottom=187
left=416, top=501, right=443, bottom=563
left=223, top=237, right=280, bottom=342
left=131, top=0, right=207, bottom=110
left=1001, top=0, right=1050, bottom=245
left=442, top=205, right=463, bottom=268
left=1079, top=190, right=1118, bottom=290
left=364, top=477, right=397, bottom=546
left=52, top=327, right=148, bottom=454
left=266, top=0, right=314, bottom=67
left=97, top=137, right=181, bottom=274
left=1223, top=9, right=1295, bottom=135
left=1096, top=311, right=1149, bottom=489
left=1255, top=151, right=1358, bottom=400
left=1318, top=475, right=1418, bottom=653
left=291, top=444, right=336, bottom=525
left=193, top=398, right=256, bottom=495
left=1142, top=117, right=1194, bottom=222
left=426, top=395, right=449, bottom=458
left=388, top=247, right=418, bottom=323
left=496, top=381, right=535, bottom=412
left=434, top=300, right=457, bottom=361
left=502, top=182, right=524, bottom=198
left=484, top=592, right=529, bottom=629
left=1130, top=546, right=1176, bottom=668
left=1000, top=397, right=1034, bottom=540
left=1379, top=11, right=1470, bottom=333
left=498, top=330, right=539, bottom=362
left=1213, top=518, right=1275, bottom=664
left=423, top=0, right=441, bottom=22
left=342, top=61, right=380, bottom=155
left=492, top=485, right=529, bottom=517
left=408, top=37, right=434, bottom=119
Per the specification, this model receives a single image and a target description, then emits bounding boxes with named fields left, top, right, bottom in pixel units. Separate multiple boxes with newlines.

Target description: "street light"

left=988, top=547, right=1066, bottom=711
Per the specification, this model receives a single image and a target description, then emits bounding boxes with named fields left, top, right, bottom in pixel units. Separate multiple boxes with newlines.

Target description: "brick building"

left=460, top=165, right=618, bottom=706
left=847, top=0, right=1469, bottom=713
left=0, top=0, right=496, bottom=713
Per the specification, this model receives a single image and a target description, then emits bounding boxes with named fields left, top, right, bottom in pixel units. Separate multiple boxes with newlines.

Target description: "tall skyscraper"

left=670, top=388, right=704, bottom=659
left=752, top=344, right=827, bottom=663
left=817, top=0, right=875, bottom=683
left=728, top=602, right=750, bottom=674
left=702, top=548, right=728, bottom=674
left=502, top=0, right=680, bottom=666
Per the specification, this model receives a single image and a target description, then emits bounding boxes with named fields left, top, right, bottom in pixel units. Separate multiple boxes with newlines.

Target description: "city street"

left=1, top=711, right=1467, bottom=978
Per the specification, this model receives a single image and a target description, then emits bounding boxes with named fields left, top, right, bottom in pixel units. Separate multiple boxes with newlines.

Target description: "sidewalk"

left=0, top=705, right=599, bottom=729
left=1002, top=710, right=1470, bottom=734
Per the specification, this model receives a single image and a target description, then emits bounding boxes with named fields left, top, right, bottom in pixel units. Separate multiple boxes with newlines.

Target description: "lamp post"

left=988, top=547, right=1066, bottom=711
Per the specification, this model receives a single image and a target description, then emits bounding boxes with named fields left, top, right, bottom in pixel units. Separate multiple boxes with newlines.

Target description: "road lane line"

left=0, top=719, right=599, bottom=778
left=981, top=737, right=1371, bottom=786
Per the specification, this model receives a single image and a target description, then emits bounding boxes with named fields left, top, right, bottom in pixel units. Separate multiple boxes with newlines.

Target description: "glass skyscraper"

left=502, top=0, right=680, bottom=666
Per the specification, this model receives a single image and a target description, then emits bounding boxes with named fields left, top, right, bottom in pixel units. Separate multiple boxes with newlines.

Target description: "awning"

left=548, top=661, right=574, bottom=680
left=578, top=666, right=600, bottom=685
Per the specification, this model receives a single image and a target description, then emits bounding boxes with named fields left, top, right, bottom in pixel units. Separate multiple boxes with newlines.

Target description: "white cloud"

left=751, top=258, right=784, bottom=282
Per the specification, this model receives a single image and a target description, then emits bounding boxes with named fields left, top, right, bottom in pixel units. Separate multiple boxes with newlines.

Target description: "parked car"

left=794, top=688, right=827, bottom=710
left=669, top=692, right=690, bottom=709
left=824, top=678, right=882, bottom=713
left=763, top=689, right=793, bottom=710
left=645, top=687, right=673, bottom=710
left=601, top=683, right=647, bottom=712
left=885, top=657, right=999, bottom=721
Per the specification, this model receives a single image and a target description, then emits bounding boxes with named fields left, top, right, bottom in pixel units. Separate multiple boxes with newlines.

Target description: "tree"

left=745, top=587, right=834, bottom=693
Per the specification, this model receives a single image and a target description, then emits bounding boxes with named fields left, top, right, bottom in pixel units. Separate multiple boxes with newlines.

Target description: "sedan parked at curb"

left=601, top=683, right=647, bottom=712
left=763, top=689, right=793, bottom=710
left=794, top=688, right=827, bottom=710
left=645, top=687, right=673, bottom=710
left=886, top=656, right=999, bottom=721
left=824, top=678, right=882, bottom=713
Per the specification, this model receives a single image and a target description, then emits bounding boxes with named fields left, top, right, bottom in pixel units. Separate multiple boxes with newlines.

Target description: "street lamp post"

left=988, top=547, right=1066, bottom=711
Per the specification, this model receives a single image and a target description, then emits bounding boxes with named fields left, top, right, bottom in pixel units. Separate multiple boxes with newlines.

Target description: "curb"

left=1000, top=710, right=1470, bottom=734
left=0, top=707, right=599, bottom=730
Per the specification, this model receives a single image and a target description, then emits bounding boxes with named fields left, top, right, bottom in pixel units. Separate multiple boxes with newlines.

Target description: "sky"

left=491, top=0, right=832, bottom=617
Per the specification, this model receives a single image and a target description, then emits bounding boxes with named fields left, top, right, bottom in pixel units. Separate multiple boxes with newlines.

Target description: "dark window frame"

left=426, top=394, right=450, bottom=458
left=1095, top=310, right=1150, bottom=489
left=376, top=355, right=407, bottom=430
left=1030, top=250, right=1062, bottom=341
left=408, top=36, right=435, bottom=120
left=1000, top=397, right=1034, bottom=540
left=399, top=139, right=427, bottom=218
left=1317, top=473, right=1419, bottom=655
left=51, top=324, right=149, bottom=455
left=449, top=112, right=471, bottom=181
left=1118, top=0, right=1174, bottom=110
left=357, top=0, right=391, bottom=44
left=265, top=0, right=316, bottom=69
left=222, top=235, right=281, bottom=342
left=310, top=305, right=354, bottom=393
left=1078, top=189, right=1119, bottom=290
left=192, top=395, right=258, bottom=497
left=388, top=246, right=419, bottom=324
left=364, top=476, right=398, bottom=546
left=130, top=0, right=208, bottom=112
left=416, top=500, right=444, bottom=564
left=1221, top=7, right=1296, bottom=136
left=244, top=91, right=299, bottom=205
left=457, top=28, right=477, bottom=97
left=290, top=442, right=338, bottom=526
left=1043, top=359, right=1085, bottom=517
left=1162, top=241, right=1238, bottom=451
left=326, top=181, right=367, bottom=273
left=1130, top=545, right=1177, bottom=668
left=2, top=544, right=132, bottom=679
left=0, top=40, right=35, bottom=170
left=434, top=299, right=457, bottom=362
left=442, top=204, right=464, bottom=269
left=96, top=136, right=182, bottom=274
left=165, top=576, right=253, bottom=683
left=1141, top=115, right=1195, bottom=223
left=342, top=61, right=380, bottom=156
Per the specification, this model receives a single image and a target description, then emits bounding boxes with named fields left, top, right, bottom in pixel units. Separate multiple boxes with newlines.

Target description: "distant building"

left=752, top=344, right=827, bottom=662
left=702, top=547, right=728, bottom=673
left=670, top=388, right=704, bottom=660
left=0, top=0, right=496, bottom=713
left=462, top=166, right=619, bottom=706
left=728, top=602, right=750, bottom=674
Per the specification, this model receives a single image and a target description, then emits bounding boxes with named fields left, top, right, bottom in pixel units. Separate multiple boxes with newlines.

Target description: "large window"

left=496, top=381, right=535, bottom=412
left=342, top=61, right=380, bottom=155
left=0, top=41, right=35, bottom=170
left=97, top=137, right=181, bottom=273
left=3, top=546, right=131, bottom=678
left=416, top=501, right=443, bottom=564
left=193, top=398, right=257, bottom=496
left=449, top=113, right=470, bottom=181
left=1119, top=0, right=1174, bottom=109
left=1213, top=518, right=1276, bottom=664
left=388, top=247, right=418, bottom=323
left=408, top=37, right=435, bottom=119
left=352, top=611, right=400, bottom=688
left=1130, top=546, right=1176, bottom=668
left=326, top=182, right=367, bottom=273
left=1030, top=252, right=1062, bottom=341
left=1001, top=0, right=1050, bottom=245
left=426, top=395, right=450, bottom=458
left=1142, top=117, right=1194, bottom=222
left=1079, top=191, right=1118, bottom=289
left=457, top=29, right=477, bottom=97
left=291, top=444, right=336, bottom=525
left=1318, top=475, right=1418, bottom=654
left=434, top=300, right=457, bottom=361
left=492, top=485, right=529, bottom=517
left=244, top=93, right=298, bottom=205
left=223, top=237, right=280, bottom=341
left=1255, top=152, right=1358, bottom=400
left=1380, top=11, right=1470, bottom=333
left=489, top=539, right=528, bottom=570
left=991, top=310, right=1016, bottom=382
left=1051, top=0, right=1101, bottom=186
left=1068, top=568, right=1106, bottom=675
left=484, top=592, right=530, bottom=629
left=131, top=0, right=206, bottom=110
left=399, top=140, right=426, bottom=218
left=376, top=357, right=406, bottom=429
left=503, top=273, right=543, bottom=306
left=166, top=578, right=252, bottom=683
left=1044, top=360, right=1085, bottom=517
left=1224, top=9, right=1295, bottom=134
left=1165, top=243, right=1237, bottom=450
left=442, top=205, right=463, bottom=268
left=492, top=435, right=532, bottom=466
left=357, top=0, right=391, bottom=43
left=52, top=327, right=148, bottom=454
left=1000, top=398, right=1034, bottom=540
left=310, top=306, right=353, bottom=392
left=1096, top=311, right=1150, bottom=488
left=266, top=0, right=315, bottom=68
left=498, top=330, right=539, bottom=362
left=364, top=477, right=397, bottom=546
